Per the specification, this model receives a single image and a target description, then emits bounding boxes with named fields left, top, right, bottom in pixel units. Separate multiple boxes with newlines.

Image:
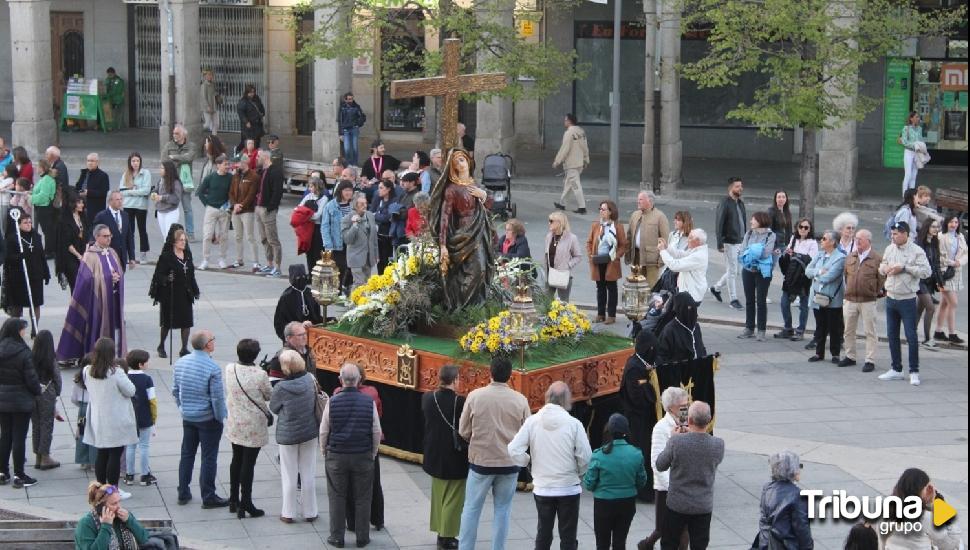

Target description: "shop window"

left=380, top=11, right=425, bottom=132
left=573, top=21, right=646, bottom=125
left=680, top=39, right=767, bottom=127
left=914, top=60, right=968, bottom=152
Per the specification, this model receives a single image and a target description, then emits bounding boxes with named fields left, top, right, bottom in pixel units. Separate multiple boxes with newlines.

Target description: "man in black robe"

left=619, top=329, right=659, bottom=503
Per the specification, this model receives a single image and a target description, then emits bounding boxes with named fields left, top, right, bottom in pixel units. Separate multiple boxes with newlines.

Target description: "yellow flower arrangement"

left=340, top=242, right=440, bottom=325
left=458, top=300, right=592, bottom=355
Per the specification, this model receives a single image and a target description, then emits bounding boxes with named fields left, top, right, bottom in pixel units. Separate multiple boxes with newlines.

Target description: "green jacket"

left=197, top=172, right=232, bottom=208
left=582, top=439, right=647, bottom=500
left=74, top=512, right=149, bottom=550
left=31, top=174, right=57, bottom=207
left=105, top=75, right=125, bottom=106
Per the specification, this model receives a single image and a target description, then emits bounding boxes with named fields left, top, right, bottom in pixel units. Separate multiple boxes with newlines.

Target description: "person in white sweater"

left=658, top=229, right=709, bottom=305
left=639, top=386, right=690, bottom=550
left=508, top=381, right=592, bottom=550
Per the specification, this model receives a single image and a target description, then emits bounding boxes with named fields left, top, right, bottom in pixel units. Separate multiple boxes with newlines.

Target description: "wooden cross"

left=390, top=37, right=507, bottom=151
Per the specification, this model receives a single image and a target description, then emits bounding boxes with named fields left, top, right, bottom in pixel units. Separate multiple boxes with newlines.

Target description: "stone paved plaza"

left=0, top=148, right=966, bottom=548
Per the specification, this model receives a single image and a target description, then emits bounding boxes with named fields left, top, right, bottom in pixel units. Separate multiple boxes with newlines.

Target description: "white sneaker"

left=139, top=252, right=148, bottom=264
left=910, top=373, right=920, bottom=386
left=198, top=261, right=208, bottom=271
left=119, top=490, right=133, bottom=500
left=922, top=340, right=937, bottom=348
left=878, top=369, right=905, bottom=381
left=218, top=259, right=227, bottom=270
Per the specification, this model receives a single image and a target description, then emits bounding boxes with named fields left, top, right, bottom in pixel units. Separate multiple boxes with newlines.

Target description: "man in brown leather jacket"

left=840, top=229, right=885, bottom=372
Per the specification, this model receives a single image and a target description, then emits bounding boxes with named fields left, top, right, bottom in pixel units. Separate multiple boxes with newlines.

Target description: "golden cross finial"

left=390, top=38, right=507, bottom=151
left=680, top=377, right=695, bottom=402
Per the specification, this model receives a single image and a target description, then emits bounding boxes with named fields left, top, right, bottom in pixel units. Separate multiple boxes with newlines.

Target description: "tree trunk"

left=799, top=127, right=818, bottom=226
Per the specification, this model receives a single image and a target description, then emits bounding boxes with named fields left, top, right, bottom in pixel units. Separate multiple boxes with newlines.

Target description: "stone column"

left=658, top=0, right=682, bottom=194
left=817, top=3, right=858, bottom=205
left=818, top=122, right=857, bottom=204
left=474, top=2, right=515, bottom=166
left=640, top=0, right=658, bottom=191
left=8, top=0, right=56, bottom=158
left=267, top=0, right=296, bottom=136
left=311, top=7, right=351, bottom=163
left=158, top=0, right=201, bottom=154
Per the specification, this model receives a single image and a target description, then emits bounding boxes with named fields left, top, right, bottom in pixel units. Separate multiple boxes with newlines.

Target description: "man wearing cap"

left=878, top=221, right=931, bottom=386
left=508, top=381, right=592, bottom=550
left=266, top=135, right=283, bottom=166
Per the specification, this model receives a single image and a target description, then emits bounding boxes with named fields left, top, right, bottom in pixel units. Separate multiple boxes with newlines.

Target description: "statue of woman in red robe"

left=428, top=149, right=495, bottom=311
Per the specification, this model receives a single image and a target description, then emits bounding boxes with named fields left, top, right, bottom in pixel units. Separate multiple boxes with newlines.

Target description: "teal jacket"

left=31, top=173, right=57, bottom=207
left=74, top=512, right=149, bottom=550
left=582, top=439, right=648, bottom=500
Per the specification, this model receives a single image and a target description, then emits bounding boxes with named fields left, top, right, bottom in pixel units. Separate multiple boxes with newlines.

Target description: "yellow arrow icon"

left=933, top=498, right=957, bottom=527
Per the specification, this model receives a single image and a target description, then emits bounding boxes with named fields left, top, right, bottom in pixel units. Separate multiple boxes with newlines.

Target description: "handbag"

left=548, top=266, right=570, bottom=289
left=178, top=163, right=194, bottom=190
left=433, top=390, right=466, bottom=453
left=233, top=365, right=273, bottom=427
left=813, top=279, right=843, bottom=308
left=591, top=253, right=612, bottom=265
left=312, top=377, right=328, bottom=424
left=942, top=265, right=956, bottom=282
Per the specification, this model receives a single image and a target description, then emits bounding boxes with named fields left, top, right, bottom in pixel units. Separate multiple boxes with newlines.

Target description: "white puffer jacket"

left=507, top=403, right=592, bottom=492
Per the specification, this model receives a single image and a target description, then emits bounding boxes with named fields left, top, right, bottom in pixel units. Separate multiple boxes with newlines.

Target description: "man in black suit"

left=76, top=152, right=111, bottom=228
left=92, top=190, right=136, bottom=271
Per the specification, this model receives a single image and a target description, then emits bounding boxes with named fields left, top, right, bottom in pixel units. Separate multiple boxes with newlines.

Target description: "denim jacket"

left=805, top=249, right=846, bottom=309
left=321, top=199, right=346, bottom=251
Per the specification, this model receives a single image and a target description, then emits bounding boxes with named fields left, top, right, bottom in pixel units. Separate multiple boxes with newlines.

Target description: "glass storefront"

left=380, top=11, right=425, bottom=132
left=913, top=57, right=967, bottom=155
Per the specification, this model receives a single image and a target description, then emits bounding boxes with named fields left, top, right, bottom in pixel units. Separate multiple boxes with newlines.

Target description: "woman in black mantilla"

left=428, top=148, right=495, bottom=311
left=54, top=192, right=87, bottom=292
left=619, top=329, right=658, bottom=504
left=149, top=225, right=199, bottom=358
left=2, top=209, right=50, bottom=321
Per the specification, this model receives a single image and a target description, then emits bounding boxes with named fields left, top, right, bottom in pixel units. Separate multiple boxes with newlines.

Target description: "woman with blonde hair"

left=270, top=349, right=324, bottom=523
left=545, top=210, right=582, bottom=302
left=74, top=481, right=149, bottom=550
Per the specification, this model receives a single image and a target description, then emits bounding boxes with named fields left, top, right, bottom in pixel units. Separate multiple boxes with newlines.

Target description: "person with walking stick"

left=55, top=224, right=127, bottom=365
left=149, top=227, right=199, bottom=360
left=2, top=209, right=48, bottom=331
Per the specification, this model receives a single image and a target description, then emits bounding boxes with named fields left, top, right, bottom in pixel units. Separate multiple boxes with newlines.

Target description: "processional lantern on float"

left=509, top=272, right=537, bottom=371
left=622, top=265, right=651, bottom=322
left=310, top=251, right=342, bottom=323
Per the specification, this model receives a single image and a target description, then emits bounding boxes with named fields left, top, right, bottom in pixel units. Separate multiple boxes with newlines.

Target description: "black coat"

left=715, top=195, right=747, bottom=248
left=0, top=337, right=42, bottom=413
left=52, top=158, right=69, bottom=189
left=92, top=209, right=135, bottom=269
left=919, top=238, right=943, bottom=293
left=149, top=250, right=199, bottom=329
left=780, top=253, right=812, bottom=296
left=273, top=287, right=323, bottom=341
left=337, top=101, right=366, bottom=130
left=76, top=168, right=110, bottom=227
left=257, top=164, right=285, bottom=212
left=421, top=388, right=468, bottom=480
left=2, top=229, right=50, bottom=309
left=54, top=213, right=87, bottom=290
left=237, top=96, right=265, bottom=140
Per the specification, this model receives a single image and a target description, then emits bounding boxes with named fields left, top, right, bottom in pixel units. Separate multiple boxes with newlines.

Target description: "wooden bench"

left=0, top=518, right=175, bottom=549
left=282, top=158, right=329, bottom=195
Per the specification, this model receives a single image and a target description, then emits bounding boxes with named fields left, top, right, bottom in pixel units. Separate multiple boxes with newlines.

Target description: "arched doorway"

left=50, top=12, right=85, bottom=115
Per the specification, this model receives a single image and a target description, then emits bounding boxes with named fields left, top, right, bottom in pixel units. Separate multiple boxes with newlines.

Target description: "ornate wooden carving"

left=309, top=327, right=631, bottom=411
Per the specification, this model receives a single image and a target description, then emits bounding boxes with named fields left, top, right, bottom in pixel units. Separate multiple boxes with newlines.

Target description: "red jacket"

left=406, top=208, right=425, bottom=238
left=289, top=205, right=316, bottom=254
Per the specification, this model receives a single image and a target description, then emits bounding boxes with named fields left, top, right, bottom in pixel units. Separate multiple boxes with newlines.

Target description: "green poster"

left=883, top=58, right=912, bottom=169
left=63, top=93, right=100, bottom=121
left=960, top=92, right=968, bottom=109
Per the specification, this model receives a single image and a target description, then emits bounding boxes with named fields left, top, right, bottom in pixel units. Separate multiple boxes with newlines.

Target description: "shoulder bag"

left=233, top=365, right=273, bottom=427
left=433, top=390, right=466, bottom=453
left=311, top=377, right=328, bottom=424
left=546, top=253, right=571, bottom=289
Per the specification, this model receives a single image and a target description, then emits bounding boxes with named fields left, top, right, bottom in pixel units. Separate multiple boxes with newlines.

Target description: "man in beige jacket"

left=626, top=191, right=670, bottom=287
left=553, top=114, right=590, bottom=214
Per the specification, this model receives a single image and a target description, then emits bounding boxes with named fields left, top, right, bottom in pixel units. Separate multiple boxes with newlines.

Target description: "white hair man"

left=319, top=363, right=382, bottom=547
left=508, top=381, right=592, bottom=550
left=840, top=229, right=885, bottom=372
left=626, top=191, right=671, bottom=289
left=658, top=228, right=709, bottom=304
left=163, top=124, right=198, bottom=239
left=45, top=145, right=69, bottom=187
left=655, top=401, right=724, bottom=548
left=638, top=386, right=690, bottom=549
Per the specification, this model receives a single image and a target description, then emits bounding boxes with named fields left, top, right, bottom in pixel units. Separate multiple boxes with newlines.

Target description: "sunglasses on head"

left=103, top=485, right=118, bottom=495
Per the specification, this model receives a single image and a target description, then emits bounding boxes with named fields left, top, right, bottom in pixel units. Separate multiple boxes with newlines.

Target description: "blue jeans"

left=780, top=290, right=809, bottom=332
left=181, top=190, right=195, bottom=236
left=458, top=470, right=518, bottom=550
left=342, top=126, right=360, bottom=167
left=177, top=419, right=224, bottom=502
left=125, top=427, right=152, bottom=476
left=886, top=297, right=919, bottom=373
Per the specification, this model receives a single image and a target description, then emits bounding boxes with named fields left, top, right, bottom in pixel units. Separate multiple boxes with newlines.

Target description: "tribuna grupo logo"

left=801, top=490, right=957, bottom=536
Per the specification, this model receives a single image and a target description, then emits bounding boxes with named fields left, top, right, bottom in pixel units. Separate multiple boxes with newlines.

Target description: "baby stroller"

left=481, top=153, right=516, bottom=220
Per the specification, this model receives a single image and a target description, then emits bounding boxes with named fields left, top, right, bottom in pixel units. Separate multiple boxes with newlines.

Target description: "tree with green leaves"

left=678, top=0, right=965, bottom=221
left=283, top=0, right=586, bottom=142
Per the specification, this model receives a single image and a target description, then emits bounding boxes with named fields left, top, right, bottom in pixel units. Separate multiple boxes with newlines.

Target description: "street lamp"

left=622, top=264, right=651, bottom=323
left=310, top=251, right=342, bottom=323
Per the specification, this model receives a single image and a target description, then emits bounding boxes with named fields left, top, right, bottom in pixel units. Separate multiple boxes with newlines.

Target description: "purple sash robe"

left=56, top=245, right=127, bottom=360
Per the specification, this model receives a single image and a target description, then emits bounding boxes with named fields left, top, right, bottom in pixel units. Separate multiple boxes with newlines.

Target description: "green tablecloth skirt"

left=430, top=477, right=466, bottom=538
